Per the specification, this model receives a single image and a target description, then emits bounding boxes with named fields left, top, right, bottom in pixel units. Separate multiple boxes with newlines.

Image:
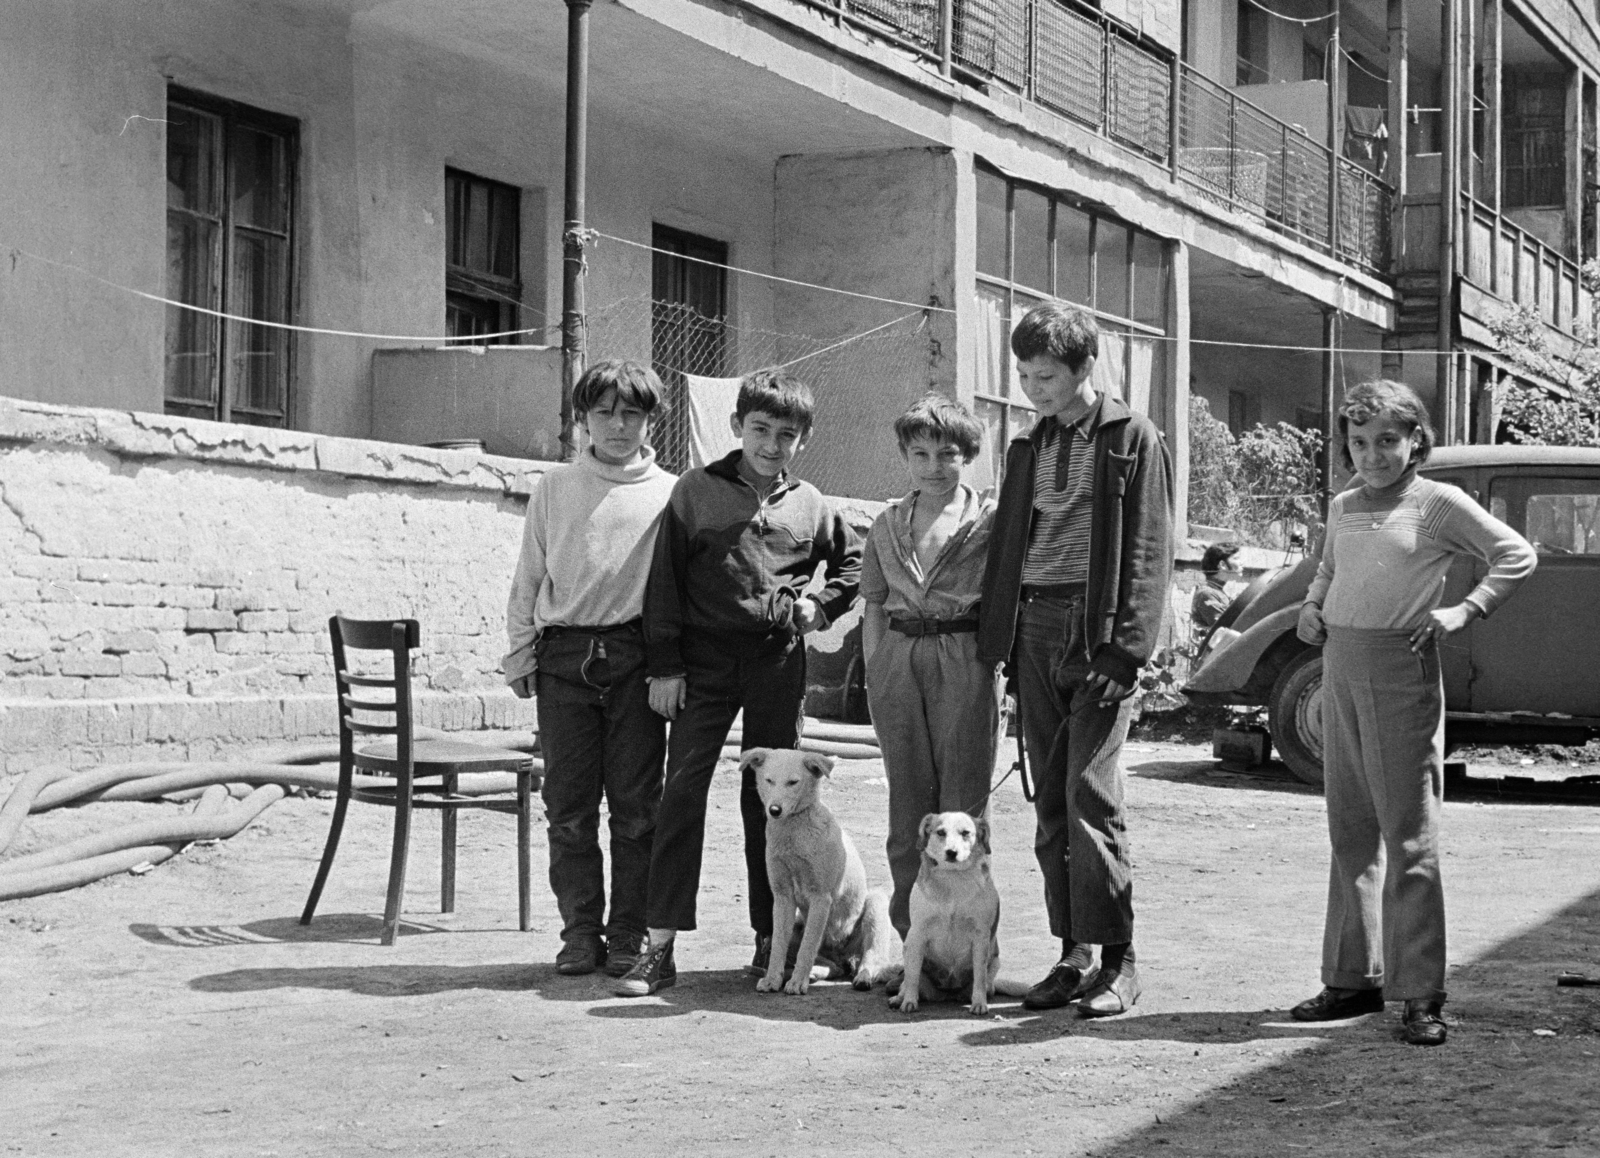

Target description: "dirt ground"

left=4, top=738, right=1600, bottom=1157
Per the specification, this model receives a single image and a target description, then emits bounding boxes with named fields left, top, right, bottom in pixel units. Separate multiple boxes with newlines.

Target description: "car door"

left=1424, top=471, right=1479, bottom=711
left=1468, top=469, right=1600, bottom=718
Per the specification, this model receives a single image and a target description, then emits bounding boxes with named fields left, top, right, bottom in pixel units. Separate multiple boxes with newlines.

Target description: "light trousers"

left=866, top=628, right=1004, bottom=937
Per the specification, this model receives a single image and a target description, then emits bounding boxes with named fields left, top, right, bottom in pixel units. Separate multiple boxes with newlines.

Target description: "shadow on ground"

left=188, top=961, right=546, bottom=996
left=132, top=912, right=452, bottom=947
left=1076, top=884, right=1600, bottom=1156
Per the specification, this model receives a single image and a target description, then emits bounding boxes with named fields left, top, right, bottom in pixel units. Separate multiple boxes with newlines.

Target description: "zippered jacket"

left=977, top=392, right=1174, bottom=688
left=644, top=451, right=862, bottom=677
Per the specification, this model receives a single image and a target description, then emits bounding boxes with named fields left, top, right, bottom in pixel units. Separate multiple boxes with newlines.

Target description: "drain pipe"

left=1437, top=0, right=1460, bottom=437
left=560, top=0, right=593, bottom=462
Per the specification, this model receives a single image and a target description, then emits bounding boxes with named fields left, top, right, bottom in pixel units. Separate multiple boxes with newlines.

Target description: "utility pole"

left=560, top=0, right=593, bottom=462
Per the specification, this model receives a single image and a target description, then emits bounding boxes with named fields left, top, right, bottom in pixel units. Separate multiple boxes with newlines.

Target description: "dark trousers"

left=535, top=625, right=665, bottom=946
left=645, top=633, right=806, bottom=934
left=1015, top=593, right=1136, bottom=946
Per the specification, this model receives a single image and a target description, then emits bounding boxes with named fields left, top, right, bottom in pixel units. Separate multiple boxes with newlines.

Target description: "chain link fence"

left=582, top=292, right=944, bottom=500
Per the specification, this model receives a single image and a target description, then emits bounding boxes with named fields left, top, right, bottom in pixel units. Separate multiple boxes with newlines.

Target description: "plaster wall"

left=773, top=148, right=960, bottom=500
left=0, top=0, right=361, bottom=419
left=370, top=347, right=565, bottom=461
left=1241, top=80, right=1331, bottom=142
left=0, top=1, right=782, bottom=448
left=1105, top=0, right=1184, bottom=55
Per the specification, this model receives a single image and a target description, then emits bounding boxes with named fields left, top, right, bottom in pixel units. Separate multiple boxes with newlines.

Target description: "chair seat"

left=354, top=738, right=533, bottom=775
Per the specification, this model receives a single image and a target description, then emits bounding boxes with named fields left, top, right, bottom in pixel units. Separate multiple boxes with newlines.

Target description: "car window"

left=1489, top=475, right=1600, bottom=556
left=1429, top=476, right=1473, bottom=506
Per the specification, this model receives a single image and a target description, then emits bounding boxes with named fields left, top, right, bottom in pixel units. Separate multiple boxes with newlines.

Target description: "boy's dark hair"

left=1336, top=379, right=1435, bottom=472
left=1010, top=302, right=1100, bottom=372
left=573, top=359, right=666, bottom=416
left=1201, top=541, right=1241, bottom=577
left=893, top=393, right=985, bottom=461
left=735, top=368, right=815, bottom=434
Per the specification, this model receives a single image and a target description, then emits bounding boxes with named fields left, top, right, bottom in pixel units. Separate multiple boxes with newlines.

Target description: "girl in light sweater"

left=1290, top=380, right=1535, bottom=1046
left=505, top=361, right=677, bottom=980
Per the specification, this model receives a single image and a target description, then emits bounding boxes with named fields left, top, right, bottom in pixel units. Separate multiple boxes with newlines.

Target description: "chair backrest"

left=329, top=617, right=421, bottom=766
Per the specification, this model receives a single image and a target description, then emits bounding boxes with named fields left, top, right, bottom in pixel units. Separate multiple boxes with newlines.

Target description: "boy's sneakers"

left=744, top=934, right=772, bottom=977
left=555, top=935, right=607, bottom=976
left=614, top=940, right=676, bottom=997
left=604, top=934, right=644, bottom=979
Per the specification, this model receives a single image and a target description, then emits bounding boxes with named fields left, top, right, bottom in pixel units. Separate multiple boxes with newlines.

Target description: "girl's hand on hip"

left=1410, top=603, right=1479, bottom=652
left=1296, top=602, right=1327, bottom=645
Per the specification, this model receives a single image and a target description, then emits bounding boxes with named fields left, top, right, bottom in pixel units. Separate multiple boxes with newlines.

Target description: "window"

left=1228, top=391, right=1249, bottom=436
left=971, top=163, right=1173, bottom=489
left=1236, top=0, right=1270, bottom=85
left=445, top=169, right=522, bottom=344
left=165, top=88, right=297, bottom=426
left=1302, top=38, right=1325, bottom=82
left=1490, top=476, right=1600, bottom=555
left=1504, top=71, right=1568, bottom=210
left=651, top=224, right=729, bottom=471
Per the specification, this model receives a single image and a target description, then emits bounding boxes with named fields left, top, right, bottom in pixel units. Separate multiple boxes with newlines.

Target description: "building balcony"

left=788, top=0, right=1395, bottom=276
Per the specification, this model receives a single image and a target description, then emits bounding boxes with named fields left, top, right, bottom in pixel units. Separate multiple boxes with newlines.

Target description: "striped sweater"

left=1306, top=474, right=1535, bottom=630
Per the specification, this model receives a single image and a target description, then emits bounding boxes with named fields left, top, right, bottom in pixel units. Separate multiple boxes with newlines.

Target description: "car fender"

left=1183, top=604, right=1304, bottom=695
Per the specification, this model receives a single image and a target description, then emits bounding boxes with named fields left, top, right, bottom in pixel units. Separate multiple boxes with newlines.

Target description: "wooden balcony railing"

left=1462, top=196, right=1590, bottom=335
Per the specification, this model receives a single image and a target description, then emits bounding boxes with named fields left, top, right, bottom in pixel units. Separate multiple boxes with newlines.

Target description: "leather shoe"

left=1290, top=986, right=1385, bottom=1022
left=1401, top=1000, right=1447, bottom=1046
left=555, top=936, right=607, bottom=976
left=1023, top=961, right=1099, bottom=1010
left=1079, top=964, right=1140, bottom=1018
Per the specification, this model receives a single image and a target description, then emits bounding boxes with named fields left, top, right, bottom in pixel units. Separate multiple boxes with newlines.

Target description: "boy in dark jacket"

left=615, top=369, right=861, bottom=997
left=977, top=302, right=1173, bottom=1019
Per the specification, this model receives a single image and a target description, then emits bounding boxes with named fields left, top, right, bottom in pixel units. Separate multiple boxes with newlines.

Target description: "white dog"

left=745, top=747, right=902, bottom=995
left=891, top=810, right=1028, bottom=1015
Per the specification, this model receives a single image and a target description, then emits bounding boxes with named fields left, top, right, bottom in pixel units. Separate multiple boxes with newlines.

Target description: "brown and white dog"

left=891, top=810, right=1028, bottom=1015
left=745, top=747, right=902, bottom=995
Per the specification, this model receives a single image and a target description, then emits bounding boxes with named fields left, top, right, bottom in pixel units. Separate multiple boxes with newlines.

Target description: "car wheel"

left=1269, top=648, right=1324, bottom=788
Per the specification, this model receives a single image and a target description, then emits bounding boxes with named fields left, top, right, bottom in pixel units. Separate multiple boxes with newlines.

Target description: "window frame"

left=650, top=223, right=731, bottom=473
left=972, top=162, right=1172, bottom=478
left=164, top=85, right=299, bottom=427
left=444, top=167, right=524, bottom=345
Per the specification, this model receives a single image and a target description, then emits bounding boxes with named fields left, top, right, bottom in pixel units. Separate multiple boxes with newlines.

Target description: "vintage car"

left=1183, top=445, right=1600, bottom=785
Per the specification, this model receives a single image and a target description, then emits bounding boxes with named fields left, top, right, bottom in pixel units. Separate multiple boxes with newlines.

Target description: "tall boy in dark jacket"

left=614, top=369, right=861, bottom=997
left=977, top=302, right=1173, bottom=1018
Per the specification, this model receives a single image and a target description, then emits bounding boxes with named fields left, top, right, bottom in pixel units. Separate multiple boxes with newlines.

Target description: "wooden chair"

left=300, top=617, right=538, bottom=945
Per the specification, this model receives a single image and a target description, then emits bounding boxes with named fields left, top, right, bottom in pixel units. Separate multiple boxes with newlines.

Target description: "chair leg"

left=381, top=780, right=415, bottom=947
left=441, top=779, right=457, bottom=915
left=517, top=765, right=532, bottom=932
left=301, top=771, right=353, bottom=926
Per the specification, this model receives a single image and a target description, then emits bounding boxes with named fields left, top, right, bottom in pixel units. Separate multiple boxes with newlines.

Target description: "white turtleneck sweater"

left=503, top=446, right=677, bottom=684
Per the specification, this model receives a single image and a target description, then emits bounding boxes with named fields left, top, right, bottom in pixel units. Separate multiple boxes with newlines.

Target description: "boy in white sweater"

left=505, top=361, right=677, bottom=978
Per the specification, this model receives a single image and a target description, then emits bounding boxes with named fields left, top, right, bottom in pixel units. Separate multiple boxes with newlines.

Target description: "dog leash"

left=961, top=690, right=1035, bottom=815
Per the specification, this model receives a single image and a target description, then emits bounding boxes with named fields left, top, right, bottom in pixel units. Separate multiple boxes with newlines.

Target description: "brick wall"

left=0, top=398, right=872, bottom=778
left=0, top=398, right=548, bottom=775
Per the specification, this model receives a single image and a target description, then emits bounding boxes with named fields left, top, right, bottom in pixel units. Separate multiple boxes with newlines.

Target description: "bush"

left=1188, top=396, right=1323, bottom=548
left=1490, top=259, right=1600, bottom=447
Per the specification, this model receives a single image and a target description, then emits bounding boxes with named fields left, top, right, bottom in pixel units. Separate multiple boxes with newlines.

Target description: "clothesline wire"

left=592, top=231, right=960, bottom=315
left=6, top=243, right=553, bottom=344
left=8, top=234, right=1466, bottom=357
left=1242, top=0, right=1338, bottom=24
left=1341, top=47, right=1390, bottom=85
left=770, top=311, right=927, bottom=368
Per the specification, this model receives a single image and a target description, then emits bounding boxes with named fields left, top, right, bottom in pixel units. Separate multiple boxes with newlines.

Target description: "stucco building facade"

left=1, top=0, right=1595, bottom=764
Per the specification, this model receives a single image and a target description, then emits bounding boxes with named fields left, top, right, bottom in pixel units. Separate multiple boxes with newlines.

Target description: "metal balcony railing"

left=794, top=0, right=1393, bottom=275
